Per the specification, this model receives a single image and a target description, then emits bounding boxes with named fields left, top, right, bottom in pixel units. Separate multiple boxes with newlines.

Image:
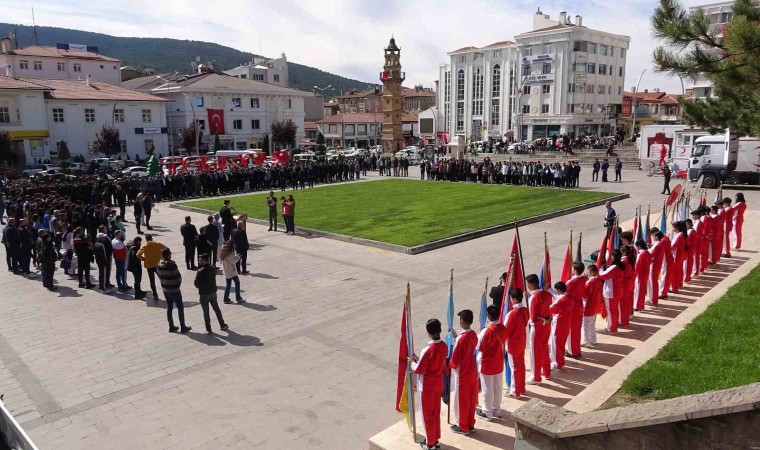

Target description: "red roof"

left=304, top=121, right=318, bottom=130
left=5, top=45, right=121, bottom=62
left=623, top=91, right=670, bottom=103
left=402, top=88, right=436, bottom=97
left=317, top=112, right=418, bottom=124
left=25, top=78, right=167, bottom=102
left=339, top=91, right=378, bottom=99
left=0, top=76, right=48, bottom=90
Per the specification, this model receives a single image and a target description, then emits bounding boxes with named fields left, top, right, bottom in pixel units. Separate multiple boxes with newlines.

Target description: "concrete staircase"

left=471, top=143, right=641, bottom=169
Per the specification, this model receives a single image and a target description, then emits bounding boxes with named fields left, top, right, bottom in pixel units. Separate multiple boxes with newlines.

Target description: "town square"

left=0, top=0, right=759, bottom=449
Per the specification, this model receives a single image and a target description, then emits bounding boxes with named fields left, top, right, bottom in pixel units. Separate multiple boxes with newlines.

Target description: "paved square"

left=0, top=169, right=756, bottom=449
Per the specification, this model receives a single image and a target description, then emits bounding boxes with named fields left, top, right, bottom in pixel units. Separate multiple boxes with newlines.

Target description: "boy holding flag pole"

left=443, top=270, right=455, bottom=425
left=449, top=307, right=478, bottom=435
left=396, top=284, right=417, bottom=442
left=409, top=316, right=448, bottom=450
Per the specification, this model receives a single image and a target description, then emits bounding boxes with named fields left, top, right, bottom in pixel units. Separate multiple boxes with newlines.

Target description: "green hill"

left=0, top=23, right=379, bottom=94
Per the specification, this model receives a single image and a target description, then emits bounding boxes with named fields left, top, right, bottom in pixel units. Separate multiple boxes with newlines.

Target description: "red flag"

left=254, top=152, right=266, bottom=166
left=181, top=157, right=188, bottom=172
left=207, top=109, right=225, bottom=135
left=596, top=230, right=609, bottom=269
left=632, top=210, right=639, bottom=243
left=395, top=304, right=408, bottom=412
left=500, top=234, right=525, bottom=321
left=560, top=238, right=572, bottom=282
left=199, top=156, right=208, bottom=172
left=219, top=156, right=227, bottom=171
left=240, top=154, right=249, bottom=167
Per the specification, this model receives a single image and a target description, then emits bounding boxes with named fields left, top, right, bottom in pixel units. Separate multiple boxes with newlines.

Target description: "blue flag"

left=660, top=204, right=667, bottom=234
left=443, top=272, right=455, bottom=405
left=479, top=287, right=487, bottom=331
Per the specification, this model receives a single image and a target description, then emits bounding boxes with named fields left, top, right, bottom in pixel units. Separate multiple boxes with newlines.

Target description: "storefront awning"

left=7, top=130, right=49, bottom=139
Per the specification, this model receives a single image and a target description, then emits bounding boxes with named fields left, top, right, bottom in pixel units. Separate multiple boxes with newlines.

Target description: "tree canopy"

left=271, top=119, right=298, bottom=149
left=94, top=125, right=122, bottom=157
left=652, top=0, right=760, bottom=136
left=179, top=125, right=203, bottom=155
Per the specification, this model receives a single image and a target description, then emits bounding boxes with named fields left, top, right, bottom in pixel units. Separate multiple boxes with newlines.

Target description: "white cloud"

left=4, top=0, right=709, bottom=95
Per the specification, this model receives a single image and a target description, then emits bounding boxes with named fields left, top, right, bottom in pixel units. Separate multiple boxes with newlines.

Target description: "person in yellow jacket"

left=136, top=234, right=167, bottom=301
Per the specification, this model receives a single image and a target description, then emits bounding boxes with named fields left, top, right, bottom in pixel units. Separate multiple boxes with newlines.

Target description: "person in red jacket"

left=670, top=222, right=687, bottom=293
left=692, top=209, right=706, bottom=276
left=564, top=262, right=587, bottom=358
left=600, top=250, right=625, bottom=333
left=549, top=282, right=572, bottom=371
left=620, top=247, right=636, bottom=327
left=700, top=207, right=714, bottom=271
left=684, top=219, right=697, bottom=283
left=658, top=231, right=673, bottom=300
left=476, top=305, right=507, bottom=422
left=449, top=310, right=478, bottom=435
left=648, top=230, right=665, bottom=306
left=582, top=264, right=603, bottom=347
left=732, top=193, right=747, bottom=249
left=634, top=240, right=652, bottom=311
left=722, top=198, right=734, bottom=257
left=410, top=319, right=448, bottom=450
left=504, top=289, right=530, bottom=398
left=526, top=274, right=552, bottom=384
left=710, top=205, right=724, bottom=265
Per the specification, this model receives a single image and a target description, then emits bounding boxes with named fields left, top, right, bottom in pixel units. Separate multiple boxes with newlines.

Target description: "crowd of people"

left=408, top=194, right=747, bottom=450
left=418, top=159, right=584, bottom=188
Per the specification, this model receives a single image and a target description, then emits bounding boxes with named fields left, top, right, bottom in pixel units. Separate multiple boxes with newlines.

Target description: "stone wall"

left=513, top=383, right=760, bottom=450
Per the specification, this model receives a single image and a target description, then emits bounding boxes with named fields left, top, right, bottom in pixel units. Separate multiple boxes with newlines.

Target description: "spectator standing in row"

left=39, top=231, right=58, bottom=291
left=112, top=230, right=130, bottom=291
left=615, top=158, right=623, bottom=182
left=232, top=221, right=250, bottom=274
left=127, top=236, right=146, bottom=299
left=204, top=215, right=220, bottom=267
left=220, top=200, right=235, bottom=241
left=156, top=248, right=191, bottom=333
left=267, top=192, right=278, bottom=232
left=195, top=227, right=213, bottom=266
left=136, top=234, right=165, bottom=301
left=283, top=195, right=296, bottom=235
left=220, top=240, right=245, bottom=304
left=194, top=253, right=229, bottom=334
left=601, top=159, right=610, bottom=182
left=73, top=227, right=94, bottom=288
left=180, top=216, right=198, bottom=270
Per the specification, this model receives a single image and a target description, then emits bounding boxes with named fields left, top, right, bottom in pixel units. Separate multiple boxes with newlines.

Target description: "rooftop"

left=2, top=45, right=121, bottom=62
left=0, top=76, right=49, bottom=90
left=317, top=112, right=418, bottom=124
left=402, top=88, right=435, bottom=97
left=149, top=72, right=310, bottom=96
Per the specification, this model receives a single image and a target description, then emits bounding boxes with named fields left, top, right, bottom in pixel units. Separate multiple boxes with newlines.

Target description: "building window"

left=120, top=140, right=127, bottom=153
left=609, top=65, right=614, bottom=76
left=114, top=109, right=124, bottom=123
left=599, top=64, right=607, bottom=75
left=88, top=141, right=97, bottom=154
left=144, top=140, right=154, bottom=153
left=328, top=124, right=337, bottom=134
left=252, top=73, right=265, bottom=81
left=493, top=49, right=502, bottom=57
left=444, top=70, right=451, bottom=133
left=620, top=48, right=626, bottom=58
left=456, top=69, right=465, bottom=101
left=522, top=64, right=530, bottom=76
left=73, top=63, right=82, bottom=72
left=459, top=55, right=466, bottom=63
left=233, top=119, right=243, bottom=130
left=608, top=85, right=612, bottom=94
left=57, top=62, right=66, bottom=72
left=231, top=97, right=241, bottom=108
left=523, top=85, right=531, bottom=95
left=284, top=98, right=292, bottom=109
left=588, top=43, right=597, bottom=54
left=618, top=86, right=622, bottom=95
left=251, top=119, right=260, bottom=130
left=542, top=63, right=552, bottom=74
left=472, top=66, right=484, bottom=116
left=0, top=106, right=10, bottom=123
left=85, top=108, right=95, bottom=123
left=491, top=99, right=500, bottom=126
left=251, top=98, right=259, bottom=108
left=541, top=104, right=550, bottom=114
left=198, top=119, right=206, bottom=130
left=585, top=84, right=595, bottom=94
left=567, top=104, right=575, bottom=113
left=522, top=104, right=530, bottom=114
left=142, top=109, right=152, bottom=123
left=598, top=85, right=606, bottom=94
left=99, top=65, right=104, bottom=69
left=358, top=124, right=367, bottom=135
left=587, top=63, right=596, bottom=74
left=194, top=96, right=204, bottom=107
left=113, top=65, right=117, bottom=70
left=492, top=64, right=501, bottom=98
left=52, top=108, right=65, bottom=123
left=19, top=60, right=28, bottom=70
left=524, top=47, right=533, bottom=56
left=600, top=45, right=608, bottom=56
left=274, top=74, right=280, bottom=82
left=456, top=103, right=465, bottom=132
left=568, top=83, right=576, bottom=93
left=619, top=66, right=624, bottom=76
left=240, top=74, right=247, bottom=79
left=33, top=60, right=42, bottom=70
left=345, top=124, right=355, bottom=136
left=542, top=84, right=551, bottom=94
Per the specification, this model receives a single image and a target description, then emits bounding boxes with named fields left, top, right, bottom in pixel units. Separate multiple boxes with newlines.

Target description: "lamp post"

left=156, top=73, right=178, bottom=154
left=630, top=68, right=648, bottom=141
left=516, top=75, right=530, bottom=144
left=182, top=94, right=199, bottom=156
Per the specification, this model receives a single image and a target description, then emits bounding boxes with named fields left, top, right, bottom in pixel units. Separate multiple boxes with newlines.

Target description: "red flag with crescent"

left=254, top=152, right=266, bottom=166
left=181, top=157, right=188, bottom=171
left=207, top=109, right=225, bottom=135
left=240, top=154, right=249, bottom=167
left=199, top=156, right=208, bottom=172
left=219, top=156, right=227, bottom=171
left=168, top=161, right=176, bottom=175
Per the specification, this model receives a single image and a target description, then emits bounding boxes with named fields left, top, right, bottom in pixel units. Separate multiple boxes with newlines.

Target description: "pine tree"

left=262, top=134, right=270, bottom=155
left=57, top=141, right=71, bottom=168
left=315, top=130, right=326, bottom=154
left=146, top=155, right=160, bottom=175
left=94, top=125, right=122, bottom=158
left=0, top=130, right=11, bottom=166
left=652, top=0, right=760, bottom=136
left=213, top=134, right=222, bottom=151
left=271, top=119, right=298, bottom=149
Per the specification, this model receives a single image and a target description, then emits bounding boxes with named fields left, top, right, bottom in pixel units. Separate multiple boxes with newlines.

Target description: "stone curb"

left=171, top=193, right=629, bottom=255
left=563, top=247, right=760, bottom=414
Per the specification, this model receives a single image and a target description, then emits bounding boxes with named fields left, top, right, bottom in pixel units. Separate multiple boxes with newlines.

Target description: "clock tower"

left=380, top=37, right=406, bottom=155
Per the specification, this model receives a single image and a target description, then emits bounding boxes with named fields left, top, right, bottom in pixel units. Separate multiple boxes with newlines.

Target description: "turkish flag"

left=207, top=109, right=225, bottom=135
left=254, top=152, right=266, bottom=166
left=240, top=154, right=249, bottom=167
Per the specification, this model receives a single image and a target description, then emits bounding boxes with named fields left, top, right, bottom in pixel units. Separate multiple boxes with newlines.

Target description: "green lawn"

left=181, top=179, right=616, bottom=247
left=619, top=264, right=760, bottom=402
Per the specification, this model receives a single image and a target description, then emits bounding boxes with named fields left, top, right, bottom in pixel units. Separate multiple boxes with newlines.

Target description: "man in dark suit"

left=180, top=216, right=198, bottom=270
left=203, top=215, right=220, bottom=267
left=489, top=272, right=507, bottom=311
left=266, top=192, right=278, bottom=232
left=220, top=200, right=234, bottom=242
left=604, top=201, right=617, bottom=229
left=661, top=165, right=672, bottom=195
left=231, top=220, right=250, bottom=274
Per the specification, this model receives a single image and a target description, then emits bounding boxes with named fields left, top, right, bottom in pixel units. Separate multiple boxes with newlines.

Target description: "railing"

left=0, top=398, right=38, bottom=450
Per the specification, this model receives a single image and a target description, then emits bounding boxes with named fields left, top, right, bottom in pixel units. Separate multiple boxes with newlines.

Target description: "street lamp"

left=313, top=84, right=334, bottom=97
left=516, top=75, right=530, bottom=144
left=182, top=94, right=200, bottom=156
left=630, top=68, right=648, bottom=141
left=156, top=73, right=179, bottom=154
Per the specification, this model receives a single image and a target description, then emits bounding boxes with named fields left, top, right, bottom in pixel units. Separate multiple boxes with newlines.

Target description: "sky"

left=4, top=0, right=709, bottom=95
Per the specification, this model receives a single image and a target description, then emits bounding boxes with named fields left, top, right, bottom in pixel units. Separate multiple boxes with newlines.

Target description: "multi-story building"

left=138, top=71, right=307, bottom=152
left=0, top=39, right=122, bottom=85
left=337, top=91, right=381, bottom=114
left=437, top=41, right=520, bottom=144
left=622, top=89, right=682, bottom=131
left=403, top=86, right=436, bottom=111
left=513, top=9, right=630, bottom=141
left=0, top=75, right=168, bottom=165
left=223, top=54, right=289, bottom=87
left=686, top=1, right=735, bottom=99
left=315, top=111, right=420, bottom=148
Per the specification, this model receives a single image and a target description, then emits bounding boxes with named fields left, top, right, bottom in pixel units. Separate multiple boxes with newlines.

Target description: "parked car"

left=122, top=166, right=149, bottom=177
left=22, top=164, right=60, bottom=177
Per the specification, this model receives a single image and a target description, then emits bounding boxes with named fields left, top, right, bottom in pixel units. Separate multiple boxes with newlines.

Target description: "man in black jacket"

left=18, top=220, right=34, bottom=275
left=40, top=232, right=58, bottom=291
left=194, top=253, right=228, bottom=334
left=203, top=215, right=220, bottom=267
left=180, top=216, right=198, bottom=270
left=220, top=200, right=234, bottom=241
left=73, top=227, right=95, bottom=288
left=115, top=185, right=127, bottom=220
left=266, top=192, right=277, bottom=232
left=231, top=220, right=250, bottom=274
left=127, top=237, right=146, bottom=299
left=489, top=272, right=507, bottom=311
left=2, top=218, right=19, bottom=273
left=156, top=248, right=191, bottom=333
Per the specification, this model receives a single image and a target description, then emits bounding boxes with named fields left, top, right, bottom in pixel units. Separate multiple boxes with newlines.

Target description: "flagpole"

left=405, top=283, right=417, bottom=442
left=514, top=218, right=527, bottom=311
left=447, top=268, right=453, bottom=426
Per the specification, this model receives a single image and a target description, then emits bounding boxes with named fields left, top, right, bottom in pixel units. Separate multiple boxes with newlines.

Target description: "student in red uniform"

left=657, top=230, right=673, bottom=300
left=733, top=193, right=747, bottom=250
left=722, top=198, right=734, bottom=257
left=600, top=250, right=625, bottom=333
left=449, top=310, right=478, bottom=436
left=684, top=219, right=697, bottom=283
left=634, top=240, right=652, bottom=311
left=700, top=207, right=714, bottom=270
left=582, top=264, right=603, bottom=347
left=648, top=229, right=665, bottom=305
left=549, top=282, right=572, bottom=371
left=670, top=222, right=687, bottom=293
left=476, top=305, right=507, bottom=422
left=564, top=262, right=587, bottom=358
left=526, top=274, right=552, bottom=384
left=504, top=289, right=530, bottom=398
left=410, top=319, right=448, bottom=450
left=710, top=205, right=724, bottom=265
left=620, top=246, right=636, bottom=327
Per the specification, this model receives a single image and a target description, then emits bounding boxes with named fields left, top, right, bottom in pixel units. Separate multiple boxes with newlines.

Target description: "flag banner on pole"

left=632, top=209, right=639, bottom=243
left=538, top=234, right=552, bottom=290
left=611, top=218, right=620, bottom=252
left=501, top=254, right=517, bottom=387
left=575, top=232, right=583, bottom=263
left=645, top=206, right=652, bottom=245
left=396, top=286, right=416, bottom=435
left=561, top=232, right=573, bottom=282
left=500, top=235, right=525, bottom=322
left=660, top=202, right=667, bottom=234
left=597, top=228, right=610, bottom=269
left=715, top=186, right=723, bottom=204
left=700, top=191, right=707, bottom=208
left=479, top=277, right=488, bottom=331
left=442, top=270, right=455, bottom=406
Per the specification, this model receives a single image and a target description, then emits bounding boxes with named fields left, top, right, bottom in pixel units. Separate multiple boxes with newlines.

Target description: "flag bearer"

left=582, top=265, right=604, bottom=347
left=476, top=305, right=507, bottom=421
left=549, top=282, right=572, bottom=371
left=504, top=289, right=530, bottom=398
left=526, top=274, right=552, bottom=384
left=565, top=262, right=587, bottom=358
left=409, top=319, right=448, bottom=450
left=449, top=310, right=478, bottom=435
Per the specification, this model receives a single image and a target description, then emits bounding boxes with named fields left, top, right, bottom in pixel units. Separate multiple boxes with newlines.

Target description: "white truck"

left=689, top=132, right=760, bottom=188
left=637, top=124, right=710, bottom=168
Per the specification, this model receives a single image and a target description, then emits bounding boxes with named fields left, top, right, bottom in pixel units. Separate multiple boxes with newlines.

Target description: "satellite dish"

left=195, top=56, right=201, bottom=62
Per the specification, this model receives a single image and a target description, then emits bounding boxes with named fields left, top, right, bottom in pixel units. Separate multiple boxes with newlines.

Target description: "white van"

left=211, top=149, right=262, bottom=159
left=294, top=153, right=316, bottom=163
